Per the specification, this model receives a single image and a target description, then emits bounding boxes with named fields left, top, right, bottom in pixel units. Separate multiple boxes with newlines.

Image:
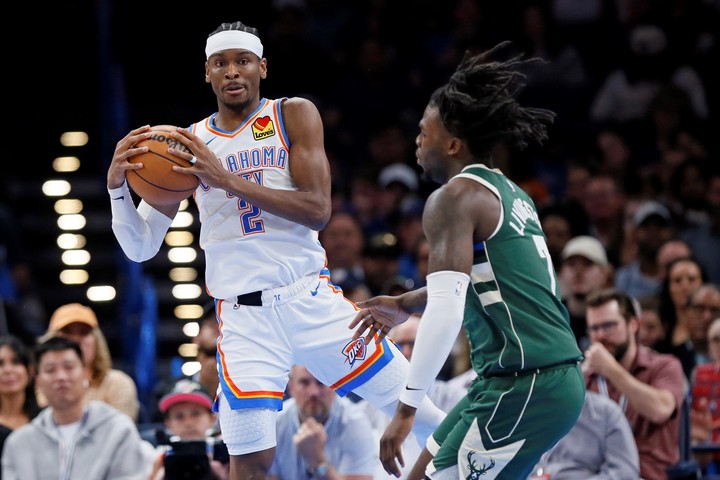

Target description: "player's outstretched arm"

left=350, top=289, right=427, bottom=344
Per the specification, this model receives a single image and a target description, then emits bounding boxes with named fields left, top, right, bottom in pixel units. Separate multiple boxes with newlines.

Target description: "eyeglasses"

left=587, top=321, right=620, bottom=334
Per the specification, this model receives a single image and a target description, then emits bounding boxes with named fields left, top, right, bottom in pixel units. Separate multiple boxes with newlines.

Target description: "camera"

left=157, top=430, right=229, bottom=480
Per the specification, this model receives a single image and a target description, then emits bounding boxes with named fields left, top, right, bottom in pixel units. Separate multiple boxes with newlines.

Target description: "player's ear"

left=448, top=137, right=463, bottom=156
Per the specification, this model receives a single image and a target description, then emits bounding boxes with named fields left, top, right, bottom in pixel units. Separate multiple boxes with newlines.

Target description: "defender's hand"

left=349, top=296, right=411, bottom=344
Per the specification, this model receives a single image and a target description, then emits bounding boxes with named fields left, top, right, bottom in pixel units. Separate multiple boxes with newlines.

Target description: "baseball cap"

left=561, top=236, right=608, bottom=266
left=48, top=303, right=99, bottom=332
left=378, top=163, right=419, bottom=192
left=633, top=200, right=671, bottom=227
left=159, top=379, right=213, bottom=413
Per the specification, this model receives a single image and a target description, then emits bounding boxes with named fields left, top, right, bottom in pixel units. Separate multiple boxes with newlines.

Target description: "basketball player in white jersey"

left=106, top=20, right=445, bottom=479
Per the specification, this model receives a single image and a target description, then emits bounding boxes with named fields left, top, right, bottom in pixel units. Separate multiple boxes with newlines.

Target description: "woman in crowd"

left=0, top=335, right=41, bottom=457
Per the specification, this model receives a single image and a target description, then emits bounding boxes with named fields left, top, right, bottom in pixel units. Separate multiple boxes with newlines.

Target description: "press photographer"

left=150, top=379, right=229, bottom=480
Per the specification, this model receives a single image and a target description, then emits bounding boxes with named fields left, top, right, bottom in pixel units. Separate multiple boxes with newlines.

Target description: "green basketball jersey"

left=455, top=164, right=582, bottom=377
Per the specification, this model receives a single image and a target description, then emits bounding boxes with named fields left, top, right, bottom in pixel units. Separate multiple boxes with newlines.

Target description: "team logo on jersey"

left=342, top=338, right=366, bottom=367
left=251, top=116, right=276, bottom=140
left=466, top=451, right=495, bottom=478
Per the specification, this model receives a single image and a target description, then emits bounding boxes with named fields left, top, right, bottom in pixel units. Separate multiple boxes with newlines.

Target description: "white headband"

left=205, top=30, right=264, bottom=59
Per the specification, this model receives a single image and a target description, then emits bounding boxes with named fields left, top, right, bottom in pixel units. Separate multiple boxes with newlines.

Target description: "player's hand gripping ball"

left=127, top=125, right=199, bottom=205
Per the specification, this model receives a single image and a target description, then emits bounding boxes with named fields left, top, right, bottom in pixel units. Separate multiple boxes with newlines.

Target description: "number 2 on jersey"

left=237, top=199, right=264, bottom=235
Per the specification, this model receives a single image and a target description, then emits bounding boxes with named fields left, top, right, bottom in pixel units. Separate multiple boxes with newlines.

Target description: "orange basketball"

left=127, top=125, right=199, bottom=205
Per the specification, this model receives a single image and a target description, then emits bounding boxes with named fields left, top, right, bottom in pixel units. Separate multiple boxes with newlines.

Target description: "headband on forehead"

left=205, top=30, right=264, bottom=59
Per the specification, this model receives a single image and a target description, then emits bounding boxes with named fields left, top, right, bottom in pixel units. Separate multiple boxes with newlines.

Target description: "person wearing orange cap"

left=39, top=303, right=140, bottom=422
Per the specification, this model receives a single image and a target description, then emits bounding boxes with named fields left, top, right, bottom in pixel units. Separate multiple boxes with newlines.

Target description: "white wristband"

left=109, top=182, right=173, bottom=262
left=399, top=270, right=469, bottom=408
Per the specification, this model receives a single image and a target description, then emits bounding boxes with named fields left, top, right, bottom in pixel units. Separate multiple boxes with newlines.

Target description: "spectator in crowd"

left=580, top=174, right=626, bottom=267
left=646, top=90, right=710, bottom=186
left=615, top=200, right=675, bottom=299
left=361, top=231, right=403, bottom=295
left=268, top=364, right=377, bottom=480
left=0, top=335, right=40, bottom=460
left=676, top=284, right=720, bottom=378
left=318, top=211, right=367, bottom=294
left=1, top=336, right=153, bottom=479
left=408, top=236, right=430, bottom=291
left=681, top=168, right=720, bottom=284
left=592, top=127, right=643, bottom=198
left=149, top=303, right=221, bottom=424
left=656, top=238, right=692, bottom=280
left=559, top=162, right=593, bottom=235
left=672, top=283, right=720, bottom=380
left=528, top=390, right=639, bottom=479
left=690, top=317, right=720, bottom=449
left=511, top=1, right=590, bottom=126
left=589, top=24, right=709, bottom=125
left=559, top=235, right=611, bottom=349
left=193, top=304, right=220, bottom=400
left=149, top=378, right=228, bottom=480
left=376, top=162, right=422, bottom=229
left=666, top=157, right=713, bottom=228
left=657, top=257, right=706, bottom=357
left=395, top=200, right=426, bottom=285
left=637, top=296, right=666, bottom=350
left=583, top=288, right=686, bottom=480
left=539, top=205, right=574, bottom=271
left=40, top=303, right=140, bottom=421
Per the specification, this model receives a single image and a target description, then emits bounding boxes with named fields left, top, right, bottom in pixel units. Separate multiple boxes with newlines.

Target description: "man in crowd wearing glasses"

left=582, top=288, right=686, bottom=480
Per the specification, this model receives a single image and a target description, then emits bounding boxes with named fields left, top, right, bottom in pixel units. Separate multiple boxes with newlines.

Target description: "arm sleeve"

left=399, top=270, right=469, bottom=408
left=109, top=182, right=173, bottom=262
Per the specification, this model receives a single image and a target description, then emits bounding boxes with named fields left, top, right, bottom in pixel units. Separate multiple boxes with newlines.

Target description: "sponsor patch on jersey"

left=252, top=116, right=276, bottom=140
left=342, top=338, right=366, bottom=367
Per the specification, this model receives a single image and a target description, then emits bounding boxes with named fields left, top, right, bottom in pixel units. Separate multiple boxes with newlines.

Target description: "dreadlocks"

left=429, top=41, right=556, bottom=162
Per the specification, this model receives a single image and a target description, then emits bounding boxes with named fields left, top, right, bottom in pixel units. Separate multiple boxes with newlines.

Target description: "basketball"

left=127, top=125, right=199, bottom=205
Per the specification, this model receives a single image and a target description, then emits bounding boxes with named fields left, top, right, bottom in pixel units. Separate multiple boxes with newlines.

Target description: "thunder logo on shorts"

left=343, top=338, right=367, bottom=367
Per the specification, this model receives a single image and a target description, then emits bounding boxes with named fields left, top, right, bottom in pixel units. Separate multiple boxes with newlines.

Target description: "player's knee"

left=219, top=397, right=277, bottom=455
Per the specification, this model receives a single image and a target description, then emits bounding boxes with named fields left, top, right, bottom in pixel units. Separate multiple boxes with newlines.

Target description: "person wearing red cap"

left=150, top=379, right=228, bottom=480
left=40, top=303, right=140, bottom=422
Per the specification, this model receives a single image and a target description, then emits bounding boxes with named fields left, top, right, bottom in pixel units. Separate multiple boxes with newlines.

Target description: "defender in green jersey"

left=350, top=42, right=585, bottom=479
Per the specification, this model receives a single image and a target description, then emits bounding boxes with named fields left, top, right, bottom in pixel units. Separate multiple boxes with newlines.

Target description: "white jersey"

left=189, top=98, right=327, bottom=300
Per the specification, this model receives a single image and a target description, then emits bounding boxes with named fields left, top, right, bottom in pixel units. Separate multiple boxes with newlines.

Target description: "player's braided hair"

left=208, top=21, right=260, bottom=39
left=430, top=41, right=555, bottom=162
